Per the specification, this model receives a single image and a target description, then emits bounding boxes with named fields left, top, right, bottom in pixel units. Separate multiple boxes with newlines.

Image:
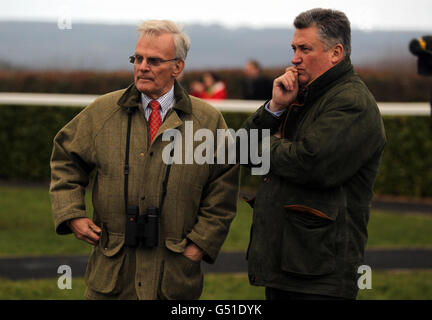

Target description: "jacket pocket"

left=85, top=227, right=126, bottom=294
left=280, top=204, right=338, bottom=277
left=159, top=239, right=203, bottom=300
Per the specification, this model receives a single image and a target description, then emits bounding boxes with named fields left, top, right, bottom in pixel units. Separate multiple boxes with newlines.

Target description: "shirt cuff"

left=264, top=101, right=285, bottom=118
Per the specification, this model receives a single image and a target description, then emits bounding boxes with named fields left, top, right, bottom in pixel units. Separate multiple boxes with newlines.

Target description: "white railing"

left=0, top=92, right=430, bottom=116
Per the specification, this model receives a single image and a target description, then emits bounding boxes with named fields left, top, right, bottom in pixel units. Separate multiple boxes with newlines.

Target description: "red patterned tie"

left=148, top=100, right=162, bottom=144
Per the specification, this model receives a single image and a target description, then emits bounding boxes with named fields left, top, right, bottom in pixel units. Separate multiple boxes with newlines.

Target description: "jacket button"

left=139, top=152, right=145, bottom=157
left=263, top=177, right=270, bottom=183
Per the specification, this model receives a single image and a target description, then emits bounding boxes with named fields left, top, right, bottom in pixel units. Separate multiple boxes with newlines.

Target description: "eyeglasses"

left=129, top=54, right=178, bottom=67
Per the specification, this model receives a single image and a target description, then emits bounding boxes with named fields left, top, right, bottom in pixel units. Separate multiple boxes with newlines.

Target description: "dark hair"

left=294, top=8, right=351, bottom=57
left=203, top=72, right=220, bottom=82
left=247, top=59, right=262, bottom=71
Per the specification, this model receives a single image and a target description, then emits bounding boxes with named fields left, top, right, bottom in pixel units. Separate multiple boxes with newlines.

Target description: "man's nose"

left=137, top=58, right=151, bottom=71
left=291, top=51, right=302, bottom=65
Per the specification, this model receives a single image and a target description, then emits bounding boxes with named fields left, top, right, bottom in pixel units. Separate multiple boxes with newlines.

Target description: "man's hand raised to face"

left=269, top=67, right=299, bottom=112
left=69, top=217, right=101, bottom=246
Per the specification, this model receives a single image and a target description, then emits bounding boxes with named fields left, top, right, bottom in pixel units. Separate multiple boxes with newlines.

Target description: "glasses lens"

left=130, top=55, right=175, bottom=67
left=147, top=58, right=161, bottom=66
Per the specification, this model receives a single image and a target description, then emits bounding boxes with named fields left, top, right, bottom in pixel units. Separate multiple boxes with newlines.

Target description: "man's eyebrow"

left=134, top=53, right=163, bottom=59
left=292, top=43, right=308, bottom=48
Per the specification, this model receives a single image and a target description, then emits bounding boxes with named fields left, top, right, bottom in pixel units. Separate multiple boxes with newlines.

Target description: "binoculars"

left=125, top=206, right=160, bottom=247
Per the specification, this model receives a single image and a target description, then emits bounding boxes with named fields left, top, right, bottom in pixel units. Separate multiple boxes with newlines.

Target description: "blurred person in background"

left=49, top=20, right=239, bottom=300
left=241, top=8, right=386, bottom=300
left=242, top=59, right=273, bottom=100
left=190, top=72, right=227, bottom=99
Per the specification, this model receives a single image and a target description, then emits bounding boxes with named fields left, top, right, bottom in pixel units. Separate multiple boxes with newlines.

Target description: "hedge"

left=0, top=105, right=431, bottom=197
left=1, top=69, right=432, bottom=102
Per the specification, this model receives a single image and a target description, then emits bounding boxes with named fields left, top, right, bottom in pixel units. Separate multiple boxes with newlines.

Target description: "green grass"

left=357, top=270, right=432, bottom=300
left=1, top=185, right=432, bottom=256
left=0, top=186, right=432, bottom=300
left=202, top=274, right=265, bottom=299
left=221, top=200, right=254, bottom=251
left=0, top=277, right=87, bottom=300
left=1, top=270, right=432, bottom=300
left=1, top=185, right=431, bottom=300
left=0, top=186, right=92, bottom=256
left=366, top=210, right=432, bottom=248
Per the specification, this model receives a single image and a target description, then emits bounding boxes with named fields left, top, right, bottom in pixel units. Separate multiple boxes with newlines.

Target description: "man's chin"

left=135, top=82, right=153, bottom=93
left=298, top=75, right=309, bottom=87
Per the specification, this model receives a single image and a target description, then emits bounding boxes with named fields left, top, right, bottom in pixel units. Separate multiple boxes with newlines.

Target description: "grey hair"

left=137, top=20, right=191, bottom=60
left=294, top=8, right=351, bottom=57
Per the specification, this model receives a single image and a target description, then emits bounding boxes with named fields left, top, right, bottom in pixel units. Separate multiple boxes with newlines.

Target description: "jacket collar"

left=117, top=80, right=192, bottom=115
left=294, top=57, right=354, bottom=106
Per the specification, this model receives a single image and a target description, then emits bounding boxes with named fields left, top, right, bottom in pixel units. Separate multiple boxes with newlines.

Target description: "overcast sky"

left=1, top=0, right=432, bottom=31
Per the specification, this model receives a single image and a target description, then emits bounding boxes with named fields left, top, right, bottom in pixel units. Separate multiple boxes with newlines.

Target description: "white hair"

left=137, top=20, right=191, bottom=60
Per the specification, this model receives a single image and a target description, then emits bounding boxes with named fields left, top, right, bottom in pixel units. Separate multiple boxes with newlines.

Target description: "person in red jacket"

left=190, top=72, right=227, bottom=99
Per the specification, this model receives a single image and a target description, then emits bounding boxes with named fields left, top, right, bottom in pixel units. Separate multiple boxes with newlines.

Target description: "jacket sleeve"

left=242, top=101, right=282, bottom=133
left=49, top=109, right=96, bottom=235
left=244, top=92, right=386, bottom=188
left=237, top=102, right=282, bottom=171
left=186, top=115, right=240, bottom=264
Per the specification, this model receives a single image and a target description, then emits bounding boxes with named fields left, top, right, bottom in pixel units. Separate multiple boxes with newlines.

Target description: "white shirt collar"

left=141, top=85, right=175, bottom=114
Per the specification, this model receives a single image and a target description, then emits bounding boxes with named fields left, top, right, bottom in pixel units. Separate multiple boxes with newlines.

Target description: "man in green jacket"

left=50, top=20, right=239, bottom=300
left=242, top=8, right=386, bottom=299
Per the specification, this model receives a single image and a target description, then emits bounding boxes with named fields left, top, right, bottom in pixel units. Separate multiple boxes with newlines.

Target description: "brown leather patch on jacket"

left=284, top=204, right=335, bottom=221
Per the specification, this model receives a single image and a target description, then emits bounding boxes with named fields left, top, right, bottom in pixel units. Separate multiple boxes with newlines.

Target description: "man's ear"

left=331, top=44, right=344, bottom=64
left=172, top=59, right=185, bottom=77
